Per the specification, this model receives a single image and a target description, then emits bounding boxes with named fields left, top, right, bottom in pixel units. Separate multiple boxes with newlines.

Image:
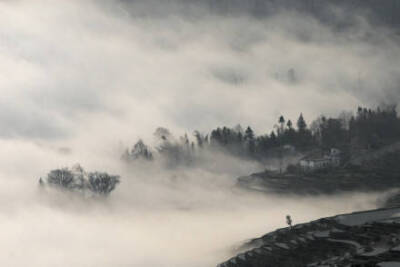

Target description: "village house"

left=299, top=148, right=341, bottom=171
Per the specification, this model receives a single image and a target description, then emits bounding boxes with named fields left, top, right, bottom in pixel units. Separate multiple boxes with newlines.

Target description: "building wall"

left=300, top=158, right=335, bottom=170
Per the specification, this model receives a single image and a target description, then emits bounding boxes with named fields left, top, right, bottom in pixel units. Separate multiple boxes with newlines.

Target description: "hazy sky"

left=1, top=0, right=400, bottom=144
left=1, top=1, right=399, bottom=266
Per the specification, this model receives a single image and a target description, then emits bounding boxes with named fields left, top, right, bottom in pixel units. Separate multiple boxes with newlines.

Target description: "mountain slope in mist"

left=1, top=1, right=400, bottom=267
left=238, top=148, right=400, bottom=199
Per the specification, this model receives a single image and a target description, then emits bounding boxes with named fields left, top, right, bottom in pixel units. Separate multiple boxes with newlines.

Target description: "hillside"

left=238, top=148, right=400, bottom=197
left=217, top=207, right=400, bottom=267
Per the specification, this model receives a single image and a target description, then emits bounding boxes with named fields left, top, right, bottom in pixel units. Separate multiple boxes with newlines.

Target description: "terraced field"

left=218, top=208, right=400, bottom=267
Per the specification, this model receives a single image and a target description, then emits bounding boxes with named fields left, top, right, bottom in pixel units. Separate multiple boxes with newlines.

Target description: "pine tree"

left=193, top=131, right=204, bottom=148
left=278, top=116, right=285, bottom=135
left=269, top=131, right=277, bottom=147
left=287, top=120, right=292, bottom=129
left=297, top=113, right=307, bottom=132
left=244, top=126, right=254, bottom=140
left=245, top=126, right=255, bottom=154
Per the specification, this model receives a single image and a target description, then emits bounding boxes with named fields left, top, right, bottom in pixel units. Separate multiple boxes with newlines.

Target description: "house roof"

left=301, top=157, right=331, bottom=162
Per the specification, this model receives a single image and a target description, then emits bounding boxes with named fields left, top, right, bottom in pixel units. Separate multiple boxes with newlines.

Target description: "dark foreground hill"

left=217, top=207, right=400, bottom=267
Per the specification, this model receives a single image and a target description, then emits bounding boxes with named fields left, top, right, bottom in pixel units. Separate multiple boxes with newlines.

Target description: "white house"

left=300, top=148, right=341, bottom=171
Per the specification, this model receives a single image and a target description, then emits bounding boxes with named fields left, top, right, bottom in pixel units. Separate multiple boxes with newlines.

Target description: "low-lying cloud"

left=1, top=1, right=400, bottom=266
left=0, top=140, right=387, bottom=267
left=0, top=136, right=391, bottom=267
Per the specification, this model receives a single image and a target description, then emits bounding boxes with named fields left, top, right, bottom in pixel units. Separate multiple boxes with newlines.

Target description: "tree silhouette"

left=87, top=172, right=120, bottom=195
left=286, top=215, right=293, bottom=229
left=245, top=126, right=255, bottom=155
left=123, top=139, right=153, bottom=161
left=297, top=113, right=307, bottom=132
left=42, top=165, right=120, bottom=196
left=47, top=168, right=75, bottom=189
left=287, top=120, right=293, bottom=129
left=278, top=116, right=285, bottom=136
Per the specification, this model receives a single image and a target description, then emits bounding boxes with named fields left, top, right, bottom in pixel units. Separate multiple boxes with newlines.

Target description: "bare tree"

left=40, top=165, right=120, bottom=196
left=286, top=215, right=293, bottom=229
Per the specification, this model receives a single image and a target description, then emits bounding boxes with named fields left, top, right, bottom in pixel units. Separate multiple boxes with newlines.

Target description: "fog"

left=1, top=0, right=400, bottom=266
left=0, top=139, right=384, bottom=267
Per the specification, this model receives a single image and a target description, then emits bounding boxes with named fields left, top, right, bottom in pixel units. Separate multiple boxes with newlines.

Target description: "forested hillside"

left=123, top=105, right=400, bottom=167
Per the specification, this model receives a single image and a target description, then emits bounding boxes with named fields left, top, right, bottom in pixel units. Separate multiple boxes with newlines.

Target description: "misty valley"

left=34, top=105, right=400, bottom=266
left=2, top=0, right=400, bottom=266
